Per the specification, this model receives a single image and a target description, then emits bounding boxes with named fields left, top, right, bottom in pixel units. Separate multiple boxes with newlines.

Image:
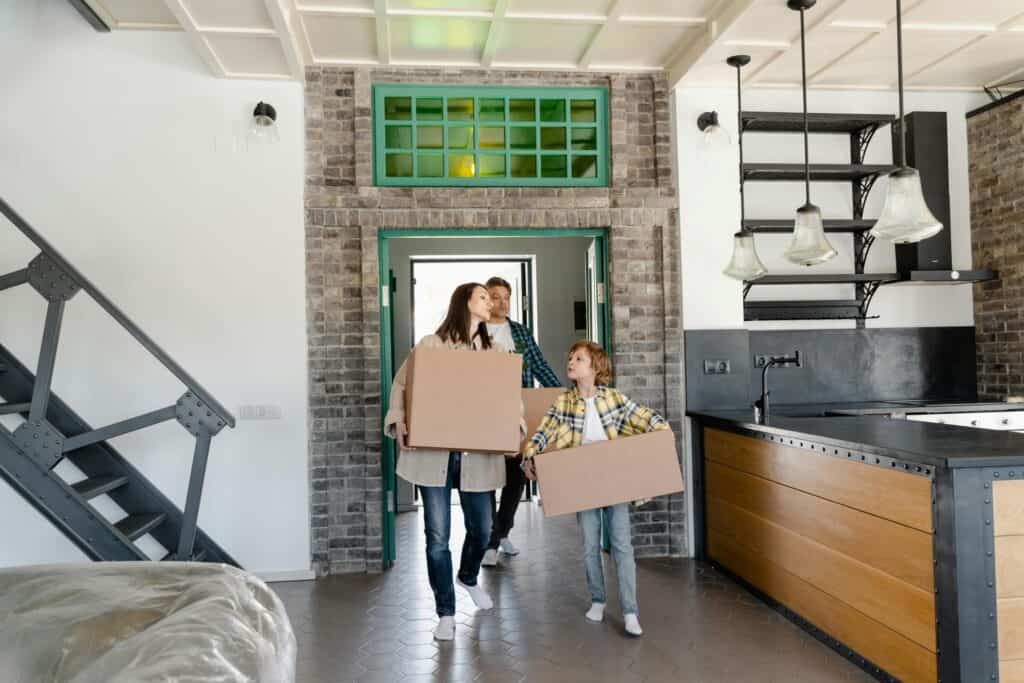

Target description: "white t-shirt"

left=487, top=321, right=515, bottom=353
left=582, top=397, right=608, bottom=445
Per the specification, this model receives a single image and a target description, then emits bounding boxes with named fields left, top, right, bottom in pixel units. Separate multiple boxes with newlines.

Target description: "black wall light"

left=250, top=101, right=279, bottom=144
left=697, top=111, right=730, bottom=147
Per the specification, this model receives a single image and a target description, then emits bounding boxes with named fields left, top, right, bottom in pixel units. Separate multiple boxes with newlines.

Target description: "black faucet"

left=754, top=351, right=800, bottom=424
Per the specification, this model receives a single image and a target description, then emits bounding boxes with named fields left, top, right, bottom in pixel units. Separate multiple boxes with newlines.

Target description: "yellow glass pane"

left=571, top=99, right=597, bottom=123
left=447, top=98, right=474, bottom=121
left=447, top=126, right=474, bottom=149
left=417, top=126, right=443, bottom=149
left=479, top=127, right=505, bottom=150
left=418, top=154, right=444, bottom=177
left=479, top=155, right=505, bottom=178
left=510, top=99, right=535, bottom=122
left=448, top=154, right=476, bottom=177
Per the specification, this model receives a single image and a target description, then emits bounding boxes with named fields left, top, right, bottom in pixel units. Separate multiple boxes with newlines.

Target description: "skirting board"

left=258, top=569, right=316, bottom=583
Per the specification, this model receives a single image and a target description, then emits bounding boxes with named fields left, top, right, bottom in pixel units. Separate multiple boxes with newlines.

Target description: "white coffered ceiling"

left=81, top=0, right=1024, bottom=94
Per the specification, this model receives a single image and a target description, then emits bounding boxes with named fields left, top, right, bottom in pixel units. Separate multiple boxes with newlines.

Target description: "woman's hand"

left=521, top=458, right=537, bottom=481
left=395, top=423, right=415, bottom=451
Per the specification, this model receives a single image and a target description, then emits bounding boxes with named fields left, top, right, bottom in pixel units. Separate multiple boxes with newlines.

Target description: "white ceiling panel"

left=587, top=23, right=700, bottom=68
left=727, top=0, right=845, bottom=43
left=909, top=33, right=1024, bottom=87
left=389, top=0, right=497, bottom=10
left=753, top=28, right=873, bottom=85
left=618, top=0, right=716, bottom=18
left=389, top=16, right=490, bottom=63
left=827, top=0, right=897, bottom=26
left=507, top=0, right=609, bottom=18
left=904, top=0, right=1024, bottom=28
left=183, top=0, right=274, bottom=30
left=206, top=34, right=291, bottom=75
left=298, top=0, right=374, bottom=10
left=91, top=0, right=180, bottom=28
left=682, top=44, right=784, bottom=85
left=303, top=14, right=378, bottom=62
left=494, top=21, right=598, bottom=65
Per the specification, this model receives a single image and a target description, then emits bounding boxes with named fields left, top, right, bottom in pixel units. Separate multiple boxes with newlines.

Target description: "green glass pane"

left=417, top=126, right=443, bottom=149
left=448, top=154, right=476, bottom=178
left=540, top=127, right=566, bottom=150
left=540, top=99, right=566, bottom=123
left=385, top=125, right=412, bottom=149
left=480, top=98, right=505, bottom=121
left=571, top=155, right=597, bottom=178
left=541, top=155, right=566, bottom=178
left=384, top=97, right=411, bottom=121
left=509, top=127, right=536, bottom=150
left=571, top=127, right=597, bottom=151
left=571, top=99, right=597, bottom=123
left=447, top=126, right=474, bottom=149
left=447, top=98, right=474, bottom=121
left=479, top=154, right=506, bottom=178
left=418, top=154, right=444, bottom=178
left=479, top=127, right=505, bottom=150
left=510, top=99, right=535, bottom=122
left=416, top=97, right=443, bottom=121
left=510, top=155, right=537, bottom=178
left=385, top=153, right=413, bottom=177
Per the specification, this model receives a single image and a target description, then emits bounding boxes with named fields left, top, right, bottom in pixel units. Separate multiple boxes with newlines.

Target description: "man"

left=482, top=276, right=562, bottom=567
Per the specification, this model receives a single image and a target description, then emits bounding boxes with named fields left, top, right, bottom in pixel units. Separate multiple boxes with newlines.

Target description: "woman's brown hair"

left=435, top=283, right=492, bottom=349
left=568, top=340, right=612, bottom=386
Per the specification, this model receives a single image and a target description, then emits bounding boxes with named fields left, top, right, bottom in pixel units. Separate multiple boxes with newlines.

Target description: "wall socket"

left=239, top=405, right=283, bottom=420
left=703, top=359, right=731, bottom=375
left=753, top=352, right=802, bottom=369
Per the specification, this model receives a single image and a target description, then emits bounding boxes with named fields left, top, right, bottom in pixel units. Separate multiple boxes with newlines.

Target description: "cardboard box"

left=534, top=429, right=683, bottom=517
left=520, top=387, right=566, bottom=453
left=404, top=346, right=522, bottom=453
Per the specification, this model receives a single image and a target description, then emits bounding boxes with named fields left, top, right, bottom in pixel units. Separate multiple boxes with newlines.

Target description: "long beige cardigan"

left=383, top=334, right=525, bottom=492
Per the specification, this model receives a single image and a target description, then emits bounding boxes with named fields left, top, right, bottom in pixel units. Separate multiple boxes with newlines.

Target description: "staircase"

left=0, top=197, right=238, bottom=565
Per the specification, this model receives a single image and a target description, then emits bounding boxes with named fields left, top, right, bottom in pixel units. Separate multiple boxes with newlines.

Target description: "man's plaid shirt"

left=523, top=386, right=668, bottom=458
left=508, top=319, right=561, bottom=389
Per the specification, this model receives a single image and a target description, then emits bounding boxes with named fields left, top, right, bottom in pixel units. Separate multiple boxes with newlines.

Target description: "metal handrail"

left=0, top=197, right=235, bottom=427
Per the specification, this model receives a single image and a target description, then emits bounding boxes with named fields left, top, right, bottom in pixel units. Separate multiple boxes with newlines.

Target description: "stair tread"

left=71, top=475, right=129, bottom=500
left=115, top=513, right=166, bottom=541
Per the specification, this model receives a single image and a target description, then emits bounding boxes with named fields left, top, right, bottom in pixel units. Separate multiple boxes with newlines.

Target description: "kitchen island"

left=688, top=407, right=1024, bottom=683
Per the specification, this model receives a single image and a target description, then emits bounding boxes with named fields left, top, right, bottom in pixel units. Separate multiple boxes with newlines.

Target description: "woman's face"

left=567, top=349, right=595, bottom=383
left=467, top=286, right=493, bottom=323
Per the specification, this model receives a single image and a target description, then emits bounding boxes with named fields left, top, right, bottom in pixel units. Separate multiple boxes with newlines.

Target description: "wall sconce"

left=697, top=111, right=730, bottom=147
left=249, top=101, right=279, bottom=144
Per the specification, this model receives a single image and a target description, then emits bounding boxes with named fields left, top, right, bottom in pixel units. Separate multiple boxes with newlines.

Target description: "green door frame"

left=377, top=227, right=612, bottom=568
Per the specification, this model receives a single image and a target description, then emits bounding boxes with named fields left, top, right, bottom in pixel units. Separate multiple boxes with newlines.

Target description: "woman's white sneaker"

left=624, top=613, right=643, bottom=637
left=585, top=602, right=606, bottom=622
left=481, top=548, right=500, bottom=567
left=434, top=616, right=455, bottom=641
left=499, top=538, right=520, bottom=556
left=456, top=578, right=493, bottom=610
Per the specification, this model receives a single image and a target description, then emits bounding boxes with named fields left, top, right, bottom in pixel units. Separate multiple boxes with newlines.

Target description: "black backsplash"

left=685, top=327, right=977, bottom=410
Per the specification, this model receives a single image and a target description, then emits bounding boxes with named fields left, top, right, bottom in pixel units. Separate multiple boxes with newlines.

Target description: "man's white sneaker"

left=433, top=616, right=455, bottom=641
left=499, top=538, right=520, bottom=556
left=457, top=578, right=493, bottom=610
left=624, top=613, right=643, bottom=637
left=585, top=602, right=606, bottom=622
left=481, top=548, right=500, bottom=567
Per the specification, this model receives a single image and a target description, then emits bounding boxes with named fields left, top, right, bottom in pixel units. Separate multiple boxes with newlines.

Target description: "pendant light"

left=869, top=0, right=943, bottom=244
left=723, top=54, right=767, bottom=281
left=783, top=0, right=837, bottom=267
left=697, top=111, right=732, bottom=148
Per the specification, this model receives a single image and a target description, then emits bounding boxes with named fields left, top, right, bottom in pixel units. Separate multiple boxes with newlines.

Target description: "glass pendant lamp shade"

left=697, top=111, right=731, bottom=148
left=784, top=203, right=837, bottom=266
left=723, top=230, right=767, bottom=280
left=249, top=101, right=280, bottom=144
left=869, top=168, right=943, bottom=243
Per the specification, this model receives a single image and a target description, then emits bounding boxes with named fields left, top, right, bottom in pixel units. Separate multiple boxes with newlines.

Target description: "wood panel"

left=997, top=536, right=1024, bottom=598
left=707, top=495, right=936, bottom=650
left=995, top=480, right=1024, bottom=537
left=998, top=598, right=1024, bottom=662
left=1001, top=658, right=1024, bottom=683
left=996, top=483, right=1024, bottom=676
left=704, top=428, right=933, bottom=533
left=709, top=529, right=937, bottom=683
left=706, top=460, right=934, bottom=592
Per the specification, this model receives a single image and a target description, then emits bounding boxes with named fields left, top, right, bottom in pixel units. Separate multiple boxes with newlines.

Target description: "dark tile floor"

left=272, top=501, right=875, bottom=683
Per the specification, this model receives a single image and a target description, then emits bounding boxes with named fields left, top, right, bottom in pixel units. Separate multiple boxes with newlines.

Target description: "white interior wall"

left=0, top=1, right=309, bottom=576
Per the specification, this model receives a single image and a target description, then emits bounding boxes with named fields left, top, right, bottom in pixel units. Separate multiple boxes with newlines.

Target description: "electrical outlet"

left=754, top=352, right=802, bottom=369
left=703, top=359, right=731, bottom=375
left=239, top=405, right=283, bottom=420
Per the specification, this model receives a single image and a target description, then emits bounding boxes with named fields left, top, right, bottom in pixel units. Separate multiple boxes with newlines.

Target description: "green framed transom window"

left=373, top=84, right=609, bottom=187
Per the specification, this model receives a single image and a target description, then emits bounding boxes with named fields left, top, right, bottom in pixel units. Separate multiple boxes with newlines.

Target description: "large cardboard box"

left=520, top=387, right=566, bottom=453
left=404, top=346, right=521, bottom=453
left=534, top=429, right=683, bottom=517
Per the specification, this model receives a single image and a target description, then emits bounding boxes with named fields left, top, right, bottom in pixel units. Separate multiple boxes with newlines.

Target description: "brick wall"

left=305, top=67, right=681, bottom=574
left=969, top=96, right=1024, bottom=400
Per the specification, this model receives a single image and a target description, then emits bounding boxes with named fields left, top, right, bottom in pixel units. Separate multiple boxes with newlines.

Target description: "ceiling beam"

left=263, top=0, right=306, bottom=80
left=665, top=0, right=756, bottom=89
left=906, top=9, right=1024, bottom=83
left=161, top=0, right=228, bottom=77
left=285, top=0, right=315, bottom=65
left=374, top=0, right=390, bottom=65
left=480, top=0, right=509, bottom=68
left=578, top=0, right=624, bottom=70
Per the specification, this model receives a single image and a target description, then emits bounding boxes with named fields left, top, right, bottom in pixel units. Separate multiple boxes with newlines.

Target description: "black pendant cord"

left=799, top=6, right=810, bottom=206
left=737, top=64, right=745, bottom=229
left=896, top=0, right=907, bottom=168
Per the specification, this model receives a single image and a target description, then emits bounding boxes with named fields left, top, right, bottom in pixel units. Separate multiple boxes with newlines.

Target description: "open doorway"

left=377, top=229, right=610, bottom=567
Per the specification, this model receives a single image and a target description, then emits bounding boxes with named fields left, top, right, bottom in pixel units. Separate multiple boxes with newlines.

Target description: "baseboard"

left=258, top=569, right=316, bottom=583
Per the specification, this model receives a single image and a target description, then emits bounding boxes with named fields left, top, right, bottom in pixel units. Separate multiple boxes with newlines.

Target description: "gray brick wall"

left=305, top=66, right=682, bottom=574
left=968, top=98, right=1024, bottom=400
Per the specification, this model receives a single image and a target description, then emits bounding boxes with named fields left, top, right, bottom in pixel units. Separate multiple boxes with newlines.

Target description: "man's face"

left=489, top=286, right=511, bottom=319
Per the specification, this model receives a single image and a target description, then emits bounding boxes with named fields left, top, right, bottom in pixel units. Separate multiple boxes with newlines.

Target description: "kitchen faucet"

left=754, top=351, right=801, bottom=424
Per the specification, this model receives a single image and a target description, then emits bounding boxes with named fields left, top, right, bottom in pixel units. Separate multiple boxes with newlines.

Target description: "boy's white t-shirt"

left=486, top=321, right=515, bottom=352
left=582, top=397, right=608, bottom=445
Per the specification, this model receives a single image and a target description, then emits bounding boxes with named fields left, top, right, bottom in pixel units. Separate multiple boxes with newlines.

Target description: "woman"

left=384, top=282, right=522, bottom=642
left=523, top=341, right=668, bottom=638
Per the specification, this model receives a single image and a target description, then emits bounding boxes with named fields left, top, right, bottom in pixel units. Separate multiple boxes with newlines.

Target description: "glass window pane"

left=447, top=98, right=474, bottom=121
left=571, top=155, right=597, bottom=178
left=540, top=99, right=566, bottom=122
left=386, top=153, right=413, bottom=177
left=417, top=126, right=443, bottom=149
left=418, top=154, right=444, bottom=177
left=416, top=97, right=443, bottom=121
left=540, top=127, right=566, bottom=150
left=510, top=127, right=536, bottom=150
left=510, top=99, right=535, bottom=122
left=571, top=99, right=597, bottom=123
left=510, top=155, right=537, bottom=178
left=571, top=127, right=597, bottom=151
left=385, top=97, right=411, bottom=120
left=479, top=127, right=505, bottom=150
left=541, top=155, right=566, bottom=178
left=385, top=125, right=412, bottom=149
left=448, top=154, right=476, bottom=178
left=480, top=154, right=506, bottom=178
left=480, top=98, right=505, bottom=121
left=447, top=126, right=474, bottom=149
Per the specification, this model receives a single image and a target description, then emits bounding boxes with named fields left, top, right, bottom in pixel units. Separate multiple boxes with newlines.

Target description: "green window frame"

left=373, top=84, right=609, bottom=187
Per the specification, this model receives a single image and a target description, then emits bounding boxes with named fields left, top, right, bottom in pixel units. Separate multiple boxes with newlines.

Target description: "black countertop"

left=688, top=406, right=1024, bottom=470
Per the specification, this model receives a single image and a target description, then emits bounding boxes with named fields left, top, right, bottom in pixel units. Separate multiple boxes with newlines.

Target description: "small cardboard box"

left=534, top=429, right=683, bottom=517
left=520, top=387, right=566, bottom=453
left=404, top=346, right=522, bottom=453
